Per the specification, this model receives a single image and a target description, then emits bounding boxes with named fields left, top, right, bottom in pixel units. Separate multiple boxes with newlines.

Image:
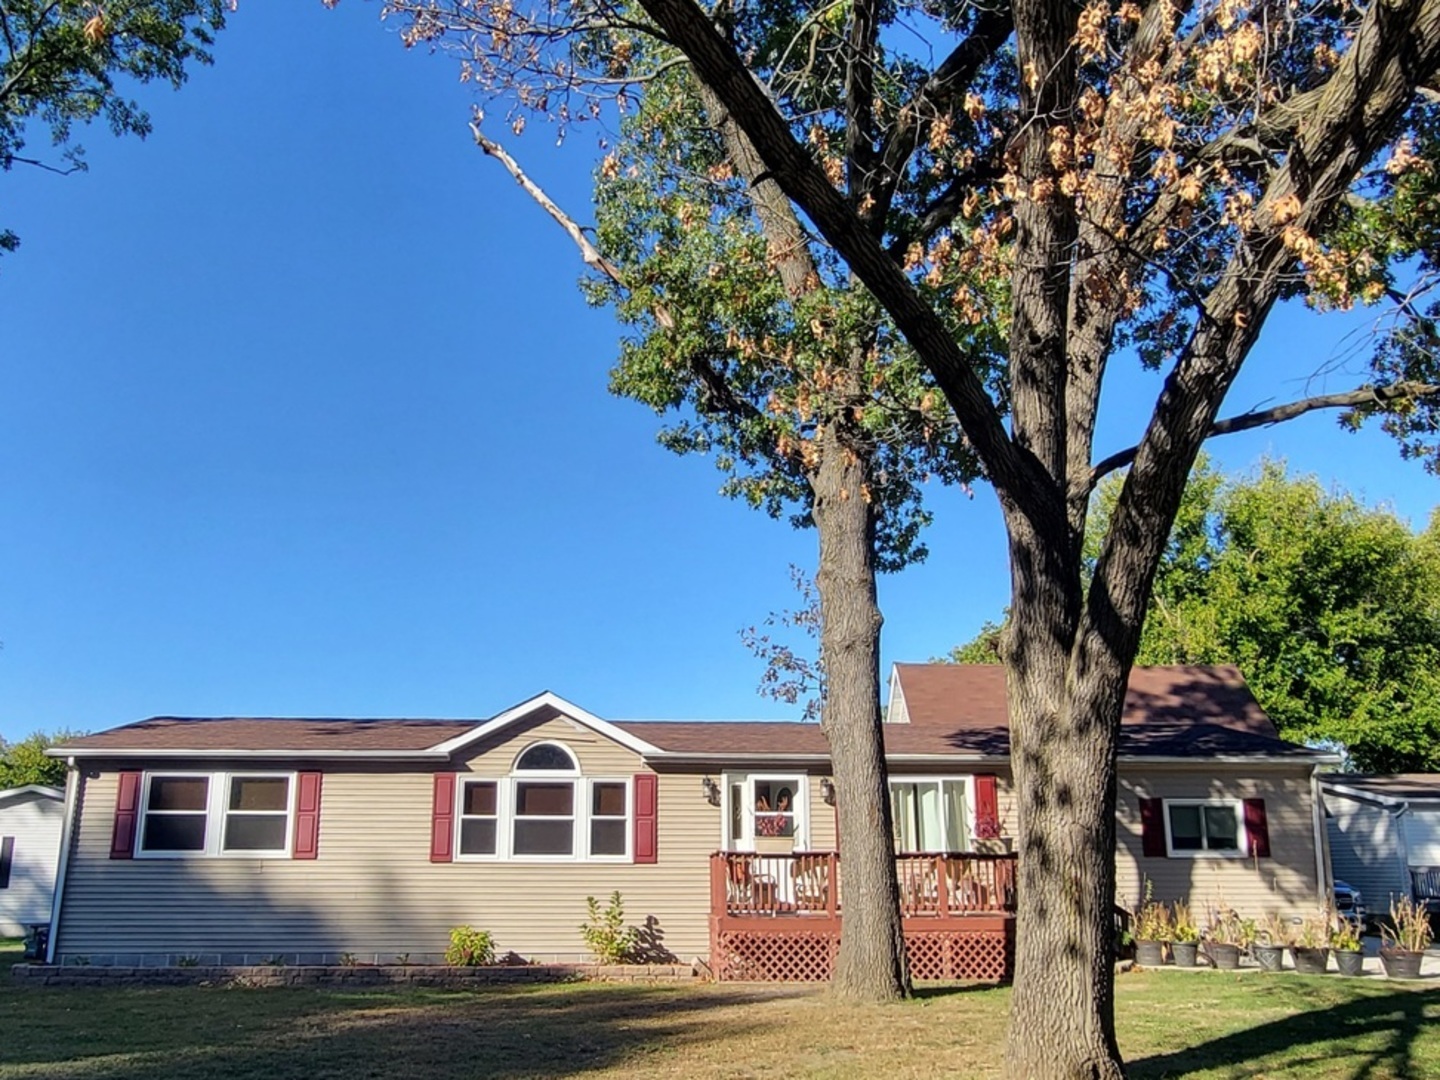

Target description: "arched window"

left=514, top=742, right=578, bottom=772
left=456, top=741, right=632, bottom=861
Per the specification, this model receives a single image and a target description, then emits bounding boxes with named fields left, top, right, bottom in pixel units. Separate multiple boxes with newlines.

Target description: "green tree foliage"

left=588, top=41, right=1001, bottom=570
left=954, top=458, right=1440, bottom=771
left=0, top=730, right=78, bottom=789
left=0, top=0, right=227, bottom=252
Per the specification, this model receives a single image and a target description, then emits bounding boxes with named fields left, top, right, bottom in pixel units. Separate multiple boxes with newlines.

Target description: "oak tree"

left=372, top=0, right=1440, bottom=1072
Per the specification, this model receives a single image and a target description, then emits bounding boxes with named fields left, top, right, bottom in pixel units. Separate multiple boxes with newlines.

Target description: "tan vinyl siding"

left=1116, top=765, right=1323, bottom=918
left=55, top=715, right=725, bottom=964
left=808, top=775, right=838, bottom=849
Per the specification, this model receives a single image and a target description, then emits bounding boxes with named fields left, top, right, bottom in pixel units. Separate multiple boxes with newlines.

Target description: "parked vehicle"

left=1334, top=880, right=1368, bottom=927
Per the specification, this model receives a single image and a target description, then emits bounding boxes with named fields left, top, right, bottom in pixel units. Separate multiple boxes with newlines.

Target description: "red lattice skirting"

left=713, top=921, right=1013, bottom=982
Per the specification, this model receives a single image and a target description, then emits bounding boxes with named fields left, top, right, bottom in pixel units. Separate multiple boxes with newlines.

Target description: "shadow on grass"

left=0, top=981, right=798, bottom=1080
left=911, top=981, right=1009, bottom=1001
left=1129, top=982, right=1440, bottom=1080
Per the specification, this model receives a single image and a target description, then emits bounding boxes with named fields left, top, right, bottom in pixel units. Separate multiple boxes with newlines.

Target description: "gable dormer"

left=885, top=664, right=910, bottom=724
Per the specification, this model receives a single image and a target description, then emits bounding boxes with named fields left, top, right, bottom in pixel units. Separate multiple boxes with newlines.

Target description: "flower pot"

left=1206, top=942, right=1241, bottom=970
left=1381, top=948, right=1425, bottom=980
left=1253, top=944, right=1285, bottom=972
left=1334, top=949, right=1365, bottom=976
left=1291, top=946, right=1330, bottom=975
left=1172, top=941, right=1199, bottom=968
left=1134, top=940, right=1166, bottom=967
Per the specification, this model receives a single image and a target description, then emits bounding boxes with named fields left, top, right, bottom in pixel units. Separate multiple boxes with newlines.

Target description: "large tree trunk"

left=1002, top=612, right=1125, bottom=1079
left=813, top=419, right=909, bottom=1001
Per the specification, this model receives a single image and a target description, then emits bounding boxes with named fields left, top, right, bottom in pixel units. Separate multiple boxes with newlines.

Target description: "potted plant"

left=1380, top=897, right=1433, bottom=980
left=1204, top=906, right=1249, bottom=971
left=1133, top=885, right=1172, bottom=967
left=1171, top=902, right=1201, bottom=968
left=1331, top=918, right=1365, bottom=976
left=1291, top=912, right=1331, bottom=975
left=1253, top=913, right=1289, bottom=972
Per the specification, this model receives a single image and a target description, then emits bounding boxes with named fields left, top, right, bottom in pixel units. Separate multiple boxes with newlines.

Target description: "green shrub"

left=445, top=926, right=496, bottom=966
left=580, top=891, right=640, bottom=964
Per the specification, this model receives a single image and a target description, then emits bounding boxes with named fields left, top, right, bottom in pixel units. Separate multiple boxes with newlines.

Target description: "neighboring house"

left=40, top=665, right=1334, bottom=980
left=1323, top=774, right=1440, bottom=918
left=0, top=785, right=65, bottom=938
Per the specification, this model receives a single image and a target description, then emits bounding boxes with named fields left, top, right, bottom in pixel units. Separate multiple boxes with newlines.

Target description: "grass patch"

left=2, top=941, right=1437, bottom=1078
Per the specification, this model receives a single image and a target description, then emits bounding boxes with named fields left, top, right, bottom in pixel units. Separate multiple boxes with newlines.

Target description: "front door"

left=724, top=773, right=808, bottom=851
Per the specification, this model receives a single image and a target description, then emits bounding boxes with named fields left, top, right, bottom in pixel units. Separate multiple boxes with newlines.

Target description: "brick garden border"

left=10, top=962, right=699, bottom=989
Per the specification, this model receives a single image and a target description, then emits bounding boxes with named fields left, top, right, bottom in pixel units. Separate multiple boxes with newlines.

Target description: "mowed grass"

left=2, top=941, right=1438, bottom=1079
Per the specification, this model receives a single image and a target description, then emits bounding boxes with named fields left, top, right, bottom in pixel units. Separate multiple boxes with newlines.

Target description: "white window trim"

left=452, top=741, right=633, bottom=864
left=585, top=778, right=632, bottom=862
left=455, top=778, right=502, bottom=861
left=719, top=772, right=811, bottom=852
left=136, top=771, right=296, bottom=860
left=1163, top=798, right=1248, bottom=859
left=888, top=776, right=974, bottom=854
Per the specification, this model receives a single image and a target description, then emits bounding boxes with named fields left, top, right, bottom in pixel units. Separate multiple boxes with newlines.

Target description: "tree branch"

left=633, top=0, right=1037, bottom=509
left=471, top=123, right=791, bottom=448
left=1090, top=381, right=1440, bottom=486
left=868, top=7, right=1013, bottom=232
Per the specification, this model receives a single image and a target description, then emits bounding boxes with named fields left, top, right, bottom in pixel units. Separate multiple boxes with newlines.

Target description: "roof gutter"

left=45, top=759, right=81, bottom=965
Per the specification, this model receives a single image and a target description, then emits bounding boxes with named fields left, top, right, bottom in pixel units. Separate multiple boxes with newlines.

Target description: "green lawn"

left=2, top=941, right=1437, bottom=1079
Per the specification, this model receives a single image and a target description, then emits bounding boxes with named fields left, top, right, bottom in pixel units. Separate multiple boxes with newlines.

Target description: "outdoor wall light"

left=820, top=777, right=836, bottom=805
left=701, top=776, right=721, bottom=806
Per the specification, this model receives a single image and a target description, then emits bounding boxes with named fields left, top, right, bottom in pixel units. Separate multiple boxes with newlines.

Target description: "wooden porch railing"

left=711, top=851, right=1017, bottom=920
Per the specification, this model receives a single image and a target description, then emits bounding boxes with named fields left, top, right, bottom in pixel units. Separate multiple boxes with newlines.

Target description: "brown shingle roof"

left=53, top=665, right=1318, bottom=761
left=619, top=664, right=1311, bottom=759
left=57, top=717, right=476, bottom=753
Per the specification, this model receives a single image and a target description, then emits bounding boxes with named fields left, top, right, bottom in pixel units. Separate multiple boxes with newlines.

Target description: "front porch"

left=709, top=851, right=1017, bottom=982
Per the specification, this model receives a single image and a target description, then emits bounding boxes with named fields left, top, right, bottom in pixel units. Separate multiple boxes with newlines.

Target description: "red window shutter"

left=292, top=772, right=323, bottom=859
left=974, top=774, right=1000, bottom=840
left=1244, top=798, right=1271, bottom=858
left=110, top=771, right=142, bottom=859
left=430, top=774, right=456, bottom=863
left=1139, top=797, right=1167, bottom=858
left=633, top=773, right=658, bottom=864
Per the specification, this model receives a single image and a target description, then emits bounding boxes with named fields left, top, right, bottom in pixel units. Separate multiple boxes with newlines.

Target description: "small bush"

left=445, top=926, right=496, bottom=967
left=580, top=891, right=640, bottom=964
left=176, top=956, right=200, bottom=968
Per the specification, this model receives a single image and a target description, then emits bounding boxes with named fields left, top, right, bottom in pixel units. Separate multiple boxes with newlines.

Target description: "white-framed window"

left=454, top=741, right=632, bottom=862
left=137, top=772, right=295, bottom=858
left=457, top=780, right=499, bottom=857
left=588, top=779, right=630, bottom=858
left=889, top=778, right=971, bottom=853
left=1164, top=799, right=1245, bottom=858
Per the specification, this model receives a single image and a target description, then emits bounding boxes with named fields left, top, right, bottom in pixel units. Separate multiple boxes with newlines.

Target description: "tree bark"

left=1002, top=603, right=1125, bottom=1080
left=812, top=418, right=909, bottom=1001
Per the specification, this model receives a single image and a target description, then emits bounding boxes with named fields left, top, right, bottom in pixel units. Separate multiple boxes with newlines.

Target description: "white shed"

left=0, top=785, right=64, bottom=938
left=1323, top=774, right=1440, bottom=915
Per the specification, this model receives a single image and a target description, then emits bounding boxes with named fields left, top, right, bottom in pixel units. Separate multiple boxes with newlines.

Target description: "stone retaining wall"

left=10, top=962, right=699, bottom=989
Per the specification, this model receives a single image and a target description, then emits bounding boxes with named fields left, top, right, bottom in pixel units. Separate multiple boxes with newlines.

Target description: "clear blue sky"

left=0, top=4, right=1433, bottom=741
